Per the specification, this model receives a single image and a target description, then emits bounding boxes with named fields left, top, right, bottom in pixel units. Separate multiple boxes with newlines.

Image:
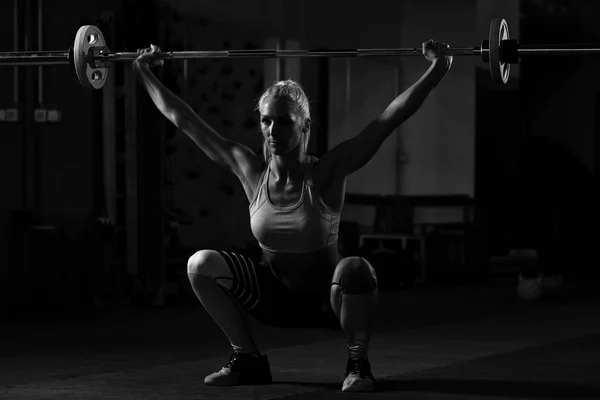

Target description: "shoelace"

left=346, top=359, right=371, bottom=377
left=224, top=352, right=262, bottom=370
left=225, top=352, right=243, bottom=369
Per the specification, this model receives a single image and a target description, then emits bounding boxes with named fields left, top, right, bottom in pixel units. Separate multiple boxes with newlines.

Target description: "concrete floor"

left=1, top=279, right=599, bottom=399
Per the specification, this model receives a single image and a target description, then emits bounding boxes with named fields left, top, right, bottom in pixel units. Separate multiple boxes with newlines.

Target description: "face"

left=259, top=96, right=305, bottom=157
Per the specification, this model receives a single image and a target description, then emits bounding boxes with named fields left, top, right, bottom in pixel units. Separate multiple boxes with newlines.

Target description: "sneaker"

left=342, top=358, right=376, bottom=392
left=204, top=352, right=272, bottom=386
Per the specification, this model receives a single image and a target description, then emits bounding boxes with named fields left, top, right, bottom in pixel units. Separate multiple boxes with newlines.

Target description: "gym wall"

left=0, top=0, right=121, bottom=311
left=0, top=0, right=120, bottom=229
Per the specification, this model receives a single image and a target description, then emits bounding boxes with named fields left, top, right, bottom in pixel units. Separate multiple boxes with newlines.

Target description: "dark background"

left=0, top=0, right=595, bottom=319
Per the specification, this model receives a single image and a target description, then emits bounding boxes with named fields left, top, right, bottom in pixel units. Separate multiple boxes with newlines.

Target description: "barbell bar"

left=0, top=46, right=600, bottom=66
left=5, top=44, right=600, bottom=65
left=1, top=18, right=599, bottom=89
left=2, top=47, right=485, bottom=63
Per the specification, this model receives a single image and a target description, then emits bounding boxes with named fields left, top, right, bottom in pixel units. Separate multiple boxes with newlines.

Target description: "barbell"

left=1, top=18, right=600, bottom=90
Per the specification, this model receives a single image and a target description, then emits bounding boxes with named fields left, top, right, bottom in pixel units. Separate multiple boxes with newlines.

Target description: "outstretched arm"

left=318, top=40, right=452, bottom=179
left=132, top=45, right=261, bottom=180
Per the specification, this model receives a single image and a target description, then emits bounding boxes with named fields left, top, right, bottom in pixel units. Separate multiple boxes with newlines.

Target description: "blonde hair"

left=256, top=79, right=311, bottom=163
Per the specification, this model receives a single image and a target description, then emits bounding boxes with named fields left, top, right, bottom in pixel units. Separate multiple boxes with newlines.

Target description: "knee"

left=187, top=249, right=224, bottom=278
left=332, top=257, right=378, bottom=294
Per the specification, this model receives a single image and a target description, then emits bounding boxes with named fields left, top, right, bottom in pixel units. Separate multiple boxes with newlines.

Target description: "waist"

left=257, top=239, right=336, bottom=254
left=262, top=243, right=340, bottom=291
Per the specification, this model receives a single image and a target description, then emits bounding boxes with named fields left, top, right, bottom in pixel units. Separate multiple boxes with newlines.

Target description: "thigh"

left=216, top=249, right=267, bottom=312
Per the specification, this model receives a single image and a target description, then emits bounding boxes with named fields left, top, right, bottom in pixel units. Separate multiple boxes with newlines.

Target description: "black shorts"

left=217, top=250, right=341, bottom=330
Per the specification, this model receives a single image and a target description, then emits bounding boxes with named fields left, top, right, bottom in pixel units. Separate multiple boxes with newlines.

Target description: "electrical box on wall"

left=5, top=108, right=20, bottom=122
left=34, top=109, right=48, bottom=123
left=33, top=108, right=63, bottom=123
left=47, top=109, right=62, bottom=122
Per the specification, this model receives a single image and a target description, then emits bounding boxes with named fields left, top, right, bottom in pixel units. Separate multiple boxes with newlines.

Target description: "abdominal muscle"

left=261, top=242, right=341, bottom=292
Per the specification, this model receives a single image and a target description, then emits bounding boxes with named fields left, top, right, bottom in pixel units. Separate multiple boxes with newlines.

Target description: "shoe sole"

left=205, top=374, right=272, bottom=386
left=342, top=379, right=375, bottom=392
left=205, top=379, right=272, bottom=386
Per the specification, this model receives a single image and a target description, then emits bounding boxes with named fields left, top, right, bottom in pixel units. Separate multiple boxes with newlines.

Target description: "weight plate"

left=73, top=25, right=108, bottom=90
left=489, top=18, right=510, bottom=84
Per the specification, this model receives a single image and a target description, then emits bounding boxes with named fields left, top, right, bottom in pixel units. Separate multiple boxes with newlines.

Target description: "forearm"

left=379, top=58, right=450, bottom=128
left=132, top=60, right=195, bottom=128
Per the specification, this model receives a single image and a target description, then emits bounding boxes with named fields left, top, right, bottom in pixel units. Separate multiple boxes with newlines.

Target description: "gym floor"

left=2, top=279, right=599, bottom=400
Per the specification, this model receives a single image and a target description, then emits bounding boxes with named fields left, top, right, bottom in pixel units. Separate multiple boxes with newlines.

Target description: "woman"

left=133, top=39, right=452, bottom=393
